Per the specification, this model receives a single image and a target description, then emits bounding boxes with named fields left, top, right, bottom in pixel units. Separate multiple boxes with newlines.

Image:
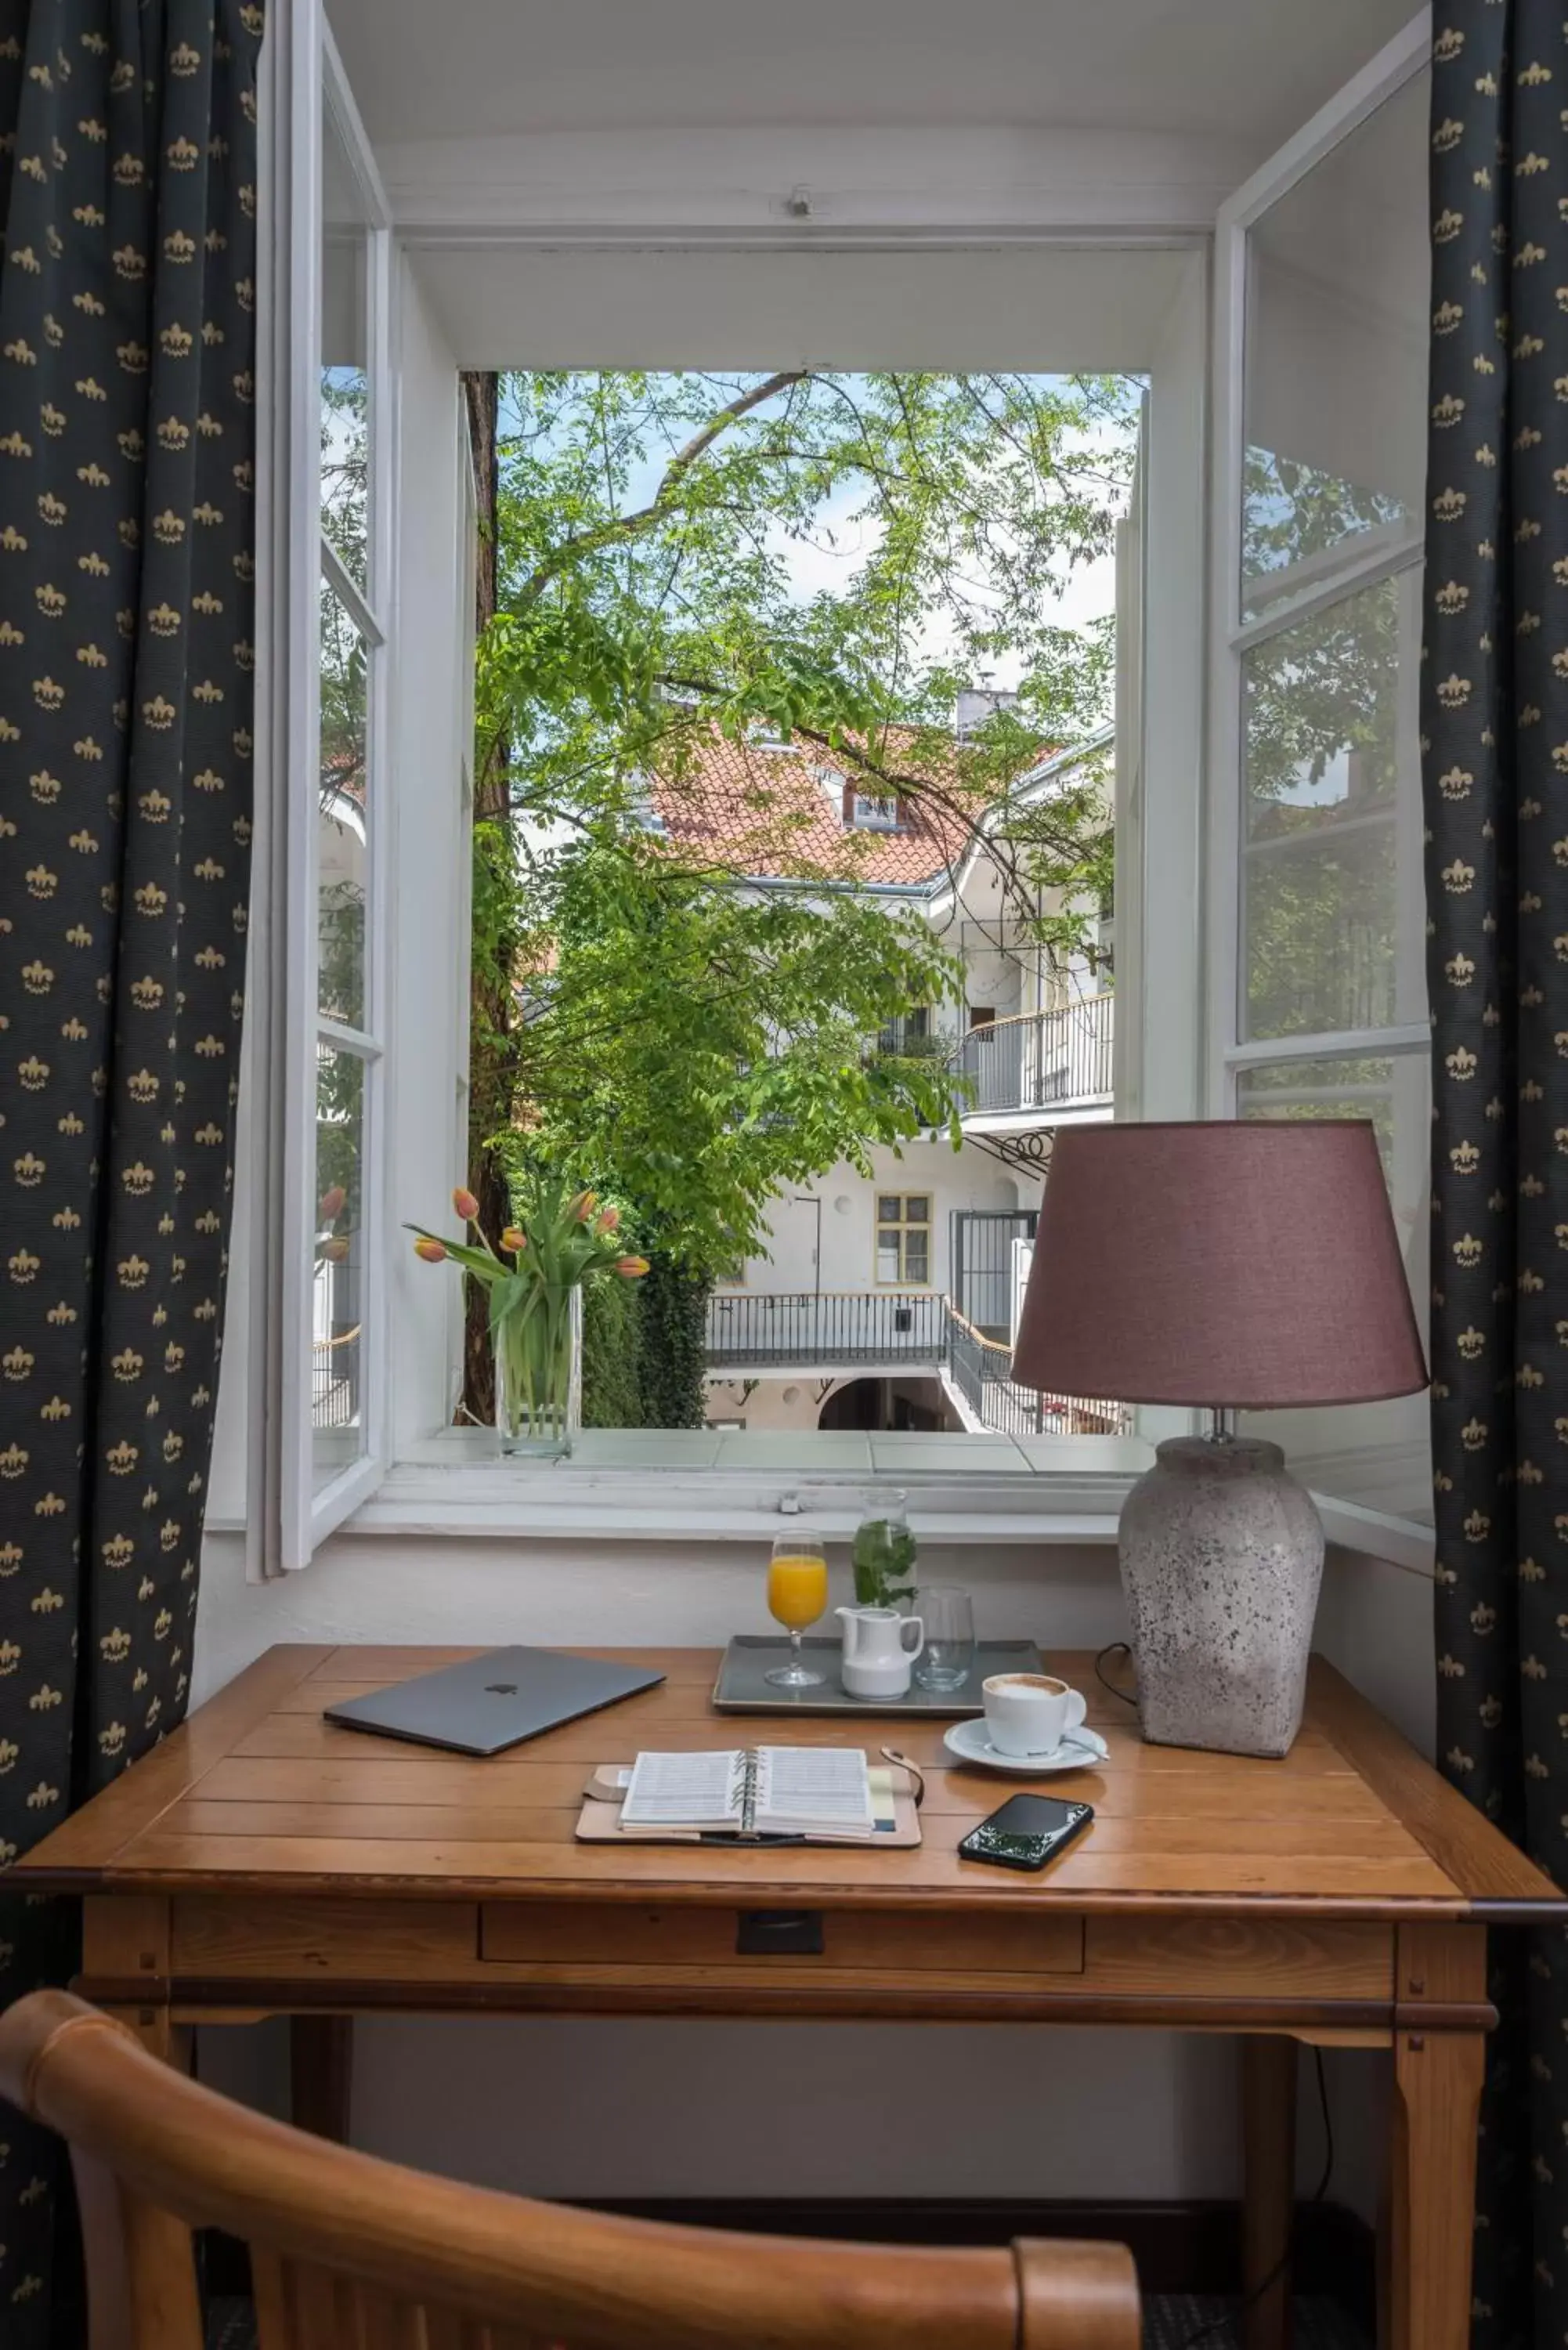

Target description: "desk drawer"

left=479, top=1904, right=1083, bottom=1976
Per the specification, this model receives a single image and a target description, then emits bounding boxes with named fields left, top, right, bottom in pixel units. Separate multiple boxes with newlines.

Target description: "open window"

left=264, top=11, right=396, bottom=1570
left=1209, top=13, right=1431, bottom=1526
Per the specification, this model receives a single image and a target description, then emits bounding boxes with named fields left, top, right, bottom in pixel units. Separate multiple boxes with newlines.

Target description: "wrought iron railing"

left=947, top=995, right=1113, bottom=1116
left=943, top=1307, right=1132, bottom=1437
left=705, top=1289, right=947, bottom=1368
left=704, top=1289, right=1131, bottom=1436
left=312, top=1323, right=361, bottom=1429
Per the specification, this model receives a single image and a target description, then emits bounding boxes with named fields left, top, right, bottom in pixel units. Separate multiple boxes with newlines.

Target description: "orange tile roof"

left=646, top=722, right=991, bottom=888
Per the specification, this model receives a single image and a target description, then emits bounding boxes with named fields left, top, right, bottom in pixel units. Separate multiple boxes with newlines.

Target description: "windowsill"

left=305, top=1426, right=1437, bottom=1569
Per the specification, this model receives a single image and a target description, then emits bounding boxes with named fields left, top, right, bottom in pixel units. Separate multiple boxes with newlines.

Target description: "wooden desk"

left=15, top=1645, right=1563, bottom=2350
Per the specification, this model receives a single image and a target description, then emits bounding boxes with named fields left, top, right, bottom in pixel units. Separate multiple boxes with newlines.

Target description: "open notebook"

left=623, top=1748, right=875, bottom=1838
left=573, top=1746, right=923, bottom=1846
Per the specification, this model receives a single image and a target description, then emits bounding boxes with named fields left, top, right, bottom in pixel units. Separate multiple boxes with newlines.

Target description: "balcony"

left=704, top=1289, right=1131, bottom=1438
left=706, top=1289, right=946, bottom=1371
left=944, top=1307, right=1131, bottom=1437
left=949, top=993, right=1113, bottom=1123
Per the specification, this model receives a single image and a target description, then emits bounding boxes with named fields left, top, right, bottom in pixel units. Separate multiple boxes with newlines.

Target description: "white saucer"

left=943, top=1718, right=1110, bottom=1774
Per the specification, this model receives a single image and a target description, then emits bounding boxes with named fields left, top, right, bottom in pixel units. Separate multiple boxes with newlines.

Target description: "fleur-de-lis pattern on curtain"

left=0, top=1, right=262, bottom=2334
left=1423, top=2, right=1568, bottom=2341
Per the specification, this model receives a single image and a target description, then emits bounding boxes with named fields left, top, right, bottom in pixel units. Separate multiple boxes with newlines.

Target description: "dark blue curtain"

left=0, top=1, right=263, bottom=2334
left=1423, top=3, right=1568, bottom=2341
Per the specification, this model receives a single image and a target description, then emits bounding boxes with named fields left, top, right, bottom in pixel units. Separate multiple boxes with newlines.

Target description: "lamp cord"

left=1178, top=2048, right=1335, bottom=2350
left=1094, top=1641, right=1139, bottom=1709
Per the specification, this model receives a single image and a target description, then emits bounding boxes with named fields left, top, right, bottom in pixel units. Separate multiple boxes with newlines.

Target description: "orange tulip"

left=316, top=1184, right=346, bottom=1224
left=321, top=1237, right=350, bottom=1264
left=501, top=1225, right=526, bottom=1253
left=413, top=1236, right=447, bottom=1263
left=452, top=1186, right=479, bottom=1222
left=594, top=1206, right=620, bottom=1234
left=615, top=1255, right=650, bottom=1278
left=571, top=1190, right=598, bottom=1221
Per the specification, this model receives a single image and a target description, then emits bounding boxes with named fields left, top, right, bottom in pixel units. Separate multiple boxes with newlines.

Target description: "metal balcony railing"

left=943, top=1307, right=1132, bottom=1437
left=948, top=994, right=1113, bottom=1117
left=705, top=1289, right=947, bottom=1369
left=704, top=1289, right=1132, bottom=1437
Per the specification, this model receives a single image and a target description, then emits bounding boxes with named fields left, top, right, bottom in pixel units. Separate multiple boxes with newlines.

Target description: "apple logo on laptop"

left=485, top=1682, right=518, bottom=1697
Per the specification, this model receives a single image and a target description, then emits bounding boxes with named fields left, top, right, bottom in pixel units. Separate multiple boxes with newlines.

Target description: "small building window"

left=876, top=1193, right=931, bottom=1285
left=851, top=790, right=901, bottom=830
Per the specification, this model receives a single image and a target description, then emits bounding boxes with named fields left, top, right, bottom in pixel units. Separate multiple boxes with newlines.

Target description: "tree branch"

left=515, top=369, right=811, bottom=612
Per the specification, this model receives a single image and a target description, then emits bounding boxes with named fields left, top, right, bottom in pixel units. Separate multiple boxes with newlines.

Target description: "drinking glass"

left=765, top=1531, right=829, bottom=1687
left=912, top=1585, right=976, bottom=1692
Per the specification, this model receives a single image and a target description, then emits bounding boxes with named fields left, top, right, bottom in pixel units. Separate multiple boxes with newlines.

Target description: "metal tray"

left=710, top=1635, right=1043, bottom=1717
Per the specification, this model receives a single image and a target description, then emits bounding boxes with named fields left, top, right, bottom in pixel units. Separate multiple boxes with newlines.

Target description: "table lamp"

left=1010, top=1120, right=1428, bottom=1759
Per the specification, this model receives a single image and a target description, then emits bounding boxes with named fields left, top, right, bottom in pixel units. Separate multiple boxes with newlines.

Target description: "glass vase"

left=851, top=1491, right=918, bottom=1610
left=493, top=1283, right=582, bottom=1459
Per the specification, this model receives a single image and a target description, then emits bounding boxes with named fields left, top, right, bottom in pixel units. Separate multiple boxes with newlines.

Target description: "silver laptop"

left=323, top=1647, right=665, bottom=1756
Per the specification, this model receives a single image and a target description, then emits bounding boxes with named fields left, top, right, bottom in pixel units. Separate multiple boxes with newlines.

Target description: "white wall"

left=726, top=1139, right=1031, bottom=1303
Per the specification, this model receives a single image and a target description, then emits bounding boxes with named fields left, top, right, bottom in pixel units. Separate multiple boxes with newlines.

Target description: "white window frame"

left=363, top=246, right=1216, bottom=1546
left=265, top=7, right=396, bottom=1571
left=874, top=1193, right=933, bottom=1289
left=1206, top=10, right=1432, bottom=1535
left=1208, top=10, right=1430, bottom=1104
left=236, top=106, right=1431, bottom=1574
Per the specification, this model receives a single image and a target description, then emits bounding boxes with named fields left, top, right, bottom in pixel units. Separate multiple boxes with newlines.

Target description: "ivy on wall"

left=580, top=1274, right=645, bottom=1430
left=635, top=1256, right=713, bottom=1430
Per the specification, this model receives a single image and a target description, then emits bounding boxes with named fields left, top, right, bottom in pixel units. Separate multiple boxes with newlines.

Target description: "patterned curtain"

left=1424, top=2, right=1568, bottom=2342
left=0, top=0, right=263, bottom=2334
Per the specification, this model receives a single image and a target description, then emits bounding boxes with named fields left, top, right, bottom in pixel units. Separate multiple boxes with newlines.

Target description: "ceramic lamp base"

left=1118, top=1435, right=1324, bottom=1759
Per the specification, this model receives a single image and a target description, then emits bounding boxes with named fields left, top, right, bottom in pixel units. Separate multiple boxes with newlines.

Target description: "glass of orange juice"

left=765, top=1530, right=829, bottom=1687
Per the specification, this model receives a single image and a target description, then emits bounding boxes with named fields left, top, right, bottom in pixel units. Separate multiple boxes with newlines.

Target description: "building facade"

left=647, top=722, right=1119, bottom=1435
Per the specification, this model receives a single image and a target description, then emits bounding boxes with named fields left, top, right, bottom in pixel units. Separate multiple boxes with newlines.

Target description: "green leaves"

left=469, top=368, right=1138, bottom=1275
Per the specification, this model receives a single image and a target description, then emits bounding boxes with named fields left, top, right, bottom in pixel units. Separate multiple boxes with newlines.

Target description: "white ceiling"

left=327, top=0, right=1418, bottom=154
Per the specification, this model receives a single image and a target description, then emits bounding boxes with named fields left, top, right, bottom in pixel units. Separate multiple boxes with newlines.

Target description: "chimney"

left=955, top=684, right=1019, bottom=742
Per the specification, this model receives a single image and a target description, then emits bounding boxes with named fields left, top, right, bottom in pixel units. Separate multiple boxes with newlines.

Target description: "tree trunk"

left=460, top=371, right=511, bottom=1424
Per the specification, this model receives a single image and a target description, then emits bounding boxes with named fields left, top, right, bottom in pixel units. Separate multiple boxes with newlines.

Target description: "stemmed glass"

left=764, top=1530, right=829, bottom=1687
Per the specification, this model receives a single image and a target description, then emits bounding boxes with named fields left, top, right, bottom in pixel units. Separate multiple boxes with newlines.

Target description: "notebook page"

left=754, top=1746, right=874, bottom=1835
left=621, top=1750, right=746, bottom=1828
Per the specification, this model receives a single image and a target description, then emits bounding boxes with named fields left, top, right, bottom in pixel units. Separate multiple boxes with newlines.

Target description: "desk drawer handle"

left=735, top=1910, right=824, bottom=1957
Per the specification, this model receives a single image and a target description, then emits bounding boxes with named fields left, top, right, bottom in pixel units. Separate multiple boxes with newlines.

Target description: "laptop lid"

left=323, top=1647, right=665, bottom=1756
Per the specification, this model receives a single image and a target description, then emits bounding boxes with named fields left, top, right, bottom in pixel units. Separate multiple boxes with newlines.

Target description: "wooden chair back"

left=0, top=1991, right=1140, bottom=2350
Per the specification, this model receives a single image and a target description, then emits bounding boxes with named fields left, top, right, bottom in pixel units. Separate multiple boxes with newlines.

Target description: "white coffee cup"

left=982, top=1672, right=1088, bottom=1758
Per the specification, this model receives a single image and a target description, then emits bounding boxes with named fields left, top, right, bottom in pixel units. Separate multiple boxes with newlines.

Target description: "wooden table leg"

left=1241, top=2035, right=1296, bottom=2350
left=1381, top=2026, right=1484, bottom=2350
left=290, top=2014, right=353, bottom=2142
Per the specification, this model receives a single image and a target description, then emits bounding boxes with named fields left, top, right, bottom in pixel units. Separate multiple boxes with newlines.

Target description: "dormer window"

left=850, top=790, right=901, bottom=831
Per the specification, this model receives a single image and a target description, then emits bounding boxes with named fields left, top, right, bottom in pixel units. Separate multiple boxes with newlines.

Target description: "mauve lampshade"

left=1011, top=1120, right=1429, bottom=1411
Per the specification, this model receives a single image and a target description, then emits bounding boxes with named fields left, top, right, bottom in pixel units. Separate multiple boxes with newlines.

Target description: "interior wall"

left=409, top=243, right=1195, bottom=377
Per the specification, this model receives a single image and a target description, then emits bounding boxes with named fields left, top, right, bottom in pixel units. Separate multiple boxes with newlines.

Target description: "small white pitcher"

left=835, top=1603, right=926, bottom=1701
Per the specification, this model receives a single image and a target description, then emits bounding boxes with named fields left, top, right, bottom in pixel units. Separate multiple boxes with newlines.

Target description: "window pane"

left=321, top=97, right=369, bottom=591
left=312, top=1042, right=367, bottom=1488
left=904, top=1232, right=930, bottom=1285
left=1237, top=1051, right=1430, bottom=1519
left=1241, top=573, right=1422, bottom=1041
left=905, top=1195, right=930, bottom=1224
left=876, top=1235, right=901, bottom=1284
left=318, top=576, right=368, bottom=1025
left=1242, top=69, right=1428, bottom=614
left=876, top=1195, right=899, bottom=1224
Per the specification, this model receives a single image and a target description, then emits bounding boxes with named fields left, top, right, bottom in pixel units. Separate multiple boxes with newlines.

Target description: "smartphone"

left=958, top=1793, right=1094, bottom=1873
